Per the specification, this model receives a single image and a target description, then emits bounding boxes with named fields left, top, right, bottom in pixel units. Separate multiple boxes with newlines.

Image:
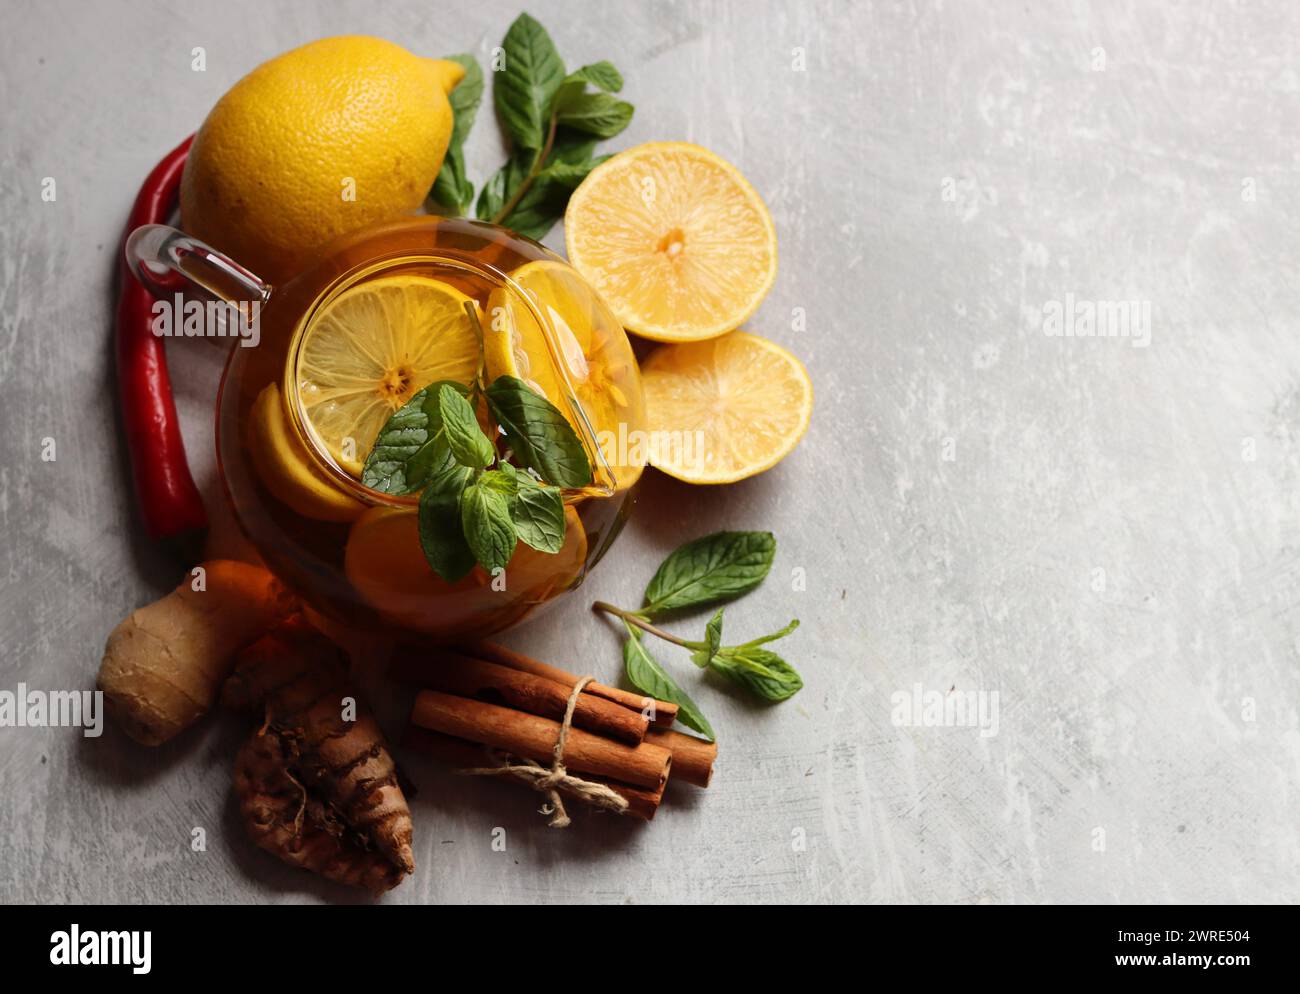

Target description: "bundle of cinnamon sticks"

left=396, top=641, right=716, bottom=821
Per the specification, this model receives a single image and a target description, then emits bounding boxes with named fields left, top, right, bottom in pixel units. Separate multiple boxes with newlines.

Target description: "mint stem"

left=592, top=601, right=691, bottom=647
left=491, top=111, right=559, bottom=225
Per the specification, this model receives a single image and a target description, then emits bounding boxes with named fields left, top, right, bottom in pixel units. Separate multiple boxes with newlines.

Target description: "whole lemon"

left=181, top=36, right=463, bottom=283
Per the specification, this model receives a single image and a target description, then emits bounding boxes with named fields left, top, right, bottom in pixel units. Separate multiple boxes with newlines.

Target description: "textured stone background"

left=1, top=0, right=1298, bottom=903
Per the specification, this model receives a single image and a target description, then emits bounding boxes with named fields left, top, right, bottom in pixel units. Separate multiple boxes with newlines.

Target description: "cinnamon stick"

left=402, top=727, right=664, bottom=821
left=647, top=728, right=716, bottom=788
left=456, top=640, right=679, bottom=728
left=410, top=690, right=671, bottom=790
left=392, top=651, right=650, bottom=745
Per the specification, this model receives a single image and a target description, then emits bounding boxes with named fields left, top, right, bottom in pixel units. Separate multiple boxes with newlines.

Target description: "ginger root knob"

left=98, top=560, right=297, bottom=746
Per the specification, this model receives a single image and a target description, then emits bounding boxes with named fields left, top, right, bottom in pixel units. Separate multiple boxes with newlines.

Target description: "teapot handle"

left=125, top=224, right=271, bottom=306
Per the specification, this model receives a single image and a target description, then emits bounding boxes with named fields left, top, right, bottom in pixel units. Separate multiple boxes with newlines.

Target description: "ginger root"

left=225, top=617, right=415, bottom=893
left=98, top=560, right=296, bottom=745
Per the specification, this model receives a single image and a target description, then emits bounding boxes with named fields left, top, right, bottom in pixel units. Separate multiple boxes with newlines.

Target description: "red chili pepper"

left=116, top=135, right=209, bottom=544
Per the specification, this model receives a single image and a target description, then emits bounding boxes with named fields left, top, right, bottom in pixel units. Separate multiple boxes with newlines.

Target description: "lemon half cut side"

left=565, top=142, right=778, bottom=343
left=640, top=331, right=812, bottom=484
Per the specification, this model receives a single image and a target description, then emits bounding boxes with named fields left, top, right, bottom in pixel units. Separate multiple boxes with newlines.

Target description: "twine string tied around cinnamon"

left=453, top=675, right=630, bottom=827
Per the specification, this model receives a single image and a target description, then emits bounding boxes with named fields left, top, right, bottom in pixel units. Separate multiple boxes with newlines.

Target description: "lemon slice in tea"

left=295, top=274, right=481, bottom=476
left=485, top=261, right=645, bottom=489
left=565, top=142, right=778, bottom=343
left=344, top=504, right=587, bottom=637
left=248, top=383, right=364, bottom=522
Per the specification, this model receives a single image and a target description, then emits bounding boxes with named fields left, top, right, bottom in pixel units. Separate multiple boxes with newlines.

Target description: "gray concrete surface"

left=2, top=0, right=1298, bottom=904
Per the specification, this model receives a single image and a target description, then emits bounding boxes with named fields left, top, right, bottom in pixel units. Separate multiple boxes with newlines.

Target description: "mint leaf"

left=439, top=384, right=494, bottom=470
left=550, top=65, right=624, bottom=138
left=550, top=134, right=602, bottom=167
left=710, top=646, right=803, bottom=702
left=418, top=462, right=475, bottom=582
left=475, top=150, right=532, bottom=223
left=555, top=92, right=633, bottom=138
left=431, top=54, right=484, bottom=212
left=511, top=473, right=566, bottom=553
left=690, top=607, right=725, bottom=667
left=447, top=54, right=486, bottom=135
left=495, top=13, right=566, bottom=151
left=480, top=155, right=565, bottom=239
left=642, top=531, right=777, bottom=615
left=478, top=466, right=518, bottom=498
left=564, top=61, right=623, bottom=93
left=477, top=143, right=607, bottom=239
left=697, top=616, right=801, bottom=700
left=621, top=624, right=715, bottom=741
left=361, top=380, right=468, bottom=494
left=485, top=375, right=592, bottom=487
left=739, top=618, right=800, bottom=649
left=538, top=154, right=609, bottom=189
left=461, top=480, right=517, bottom=573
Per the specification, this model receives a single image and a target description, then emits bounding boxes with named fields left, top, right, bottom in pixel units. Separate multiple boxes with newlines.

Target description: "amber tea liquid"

left=216, top=217, right=645, bottom=641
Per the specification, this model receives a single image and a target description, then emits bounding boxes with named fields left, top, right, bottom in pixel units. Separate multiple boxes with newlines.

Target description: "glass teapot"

left=126, top=216, right=646, bottom=641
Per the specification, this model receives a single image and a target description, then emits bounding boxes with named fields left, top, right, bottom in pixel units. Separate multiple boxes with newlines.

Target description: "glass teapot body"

left=129, top=216, right=646, bottom=640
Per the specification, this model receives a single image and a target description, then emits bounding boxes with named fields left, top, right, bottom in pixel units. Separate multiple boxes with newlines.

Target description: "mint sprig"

left=363, top=351, right=591, bottom=581
left=593, top=531, right=804, bottom=728
left=431, top=13, right=633, bottom=239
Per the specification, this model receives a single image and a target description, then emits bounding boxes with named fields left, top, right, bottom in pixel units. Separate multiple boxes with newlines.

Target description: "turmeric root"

left=234, top=730, right=408, bottom=894
left=98, top=560, right=296, bottom=745
left=225, top=616, right=415, bottom=891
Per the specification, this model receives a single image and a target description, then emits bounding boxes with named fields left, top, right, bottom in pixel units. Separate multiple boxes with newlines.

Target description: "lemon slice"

left=485, top=261, right=646, bottom=490
left=295, top=274, right=481, bottom=476
left=565, top=142, right=778, bottom=343
left=641, top=331, right=812, bottom=484
left=248, top=383, right=364, bottom=522
left=344, top=505, right=587, bottom=637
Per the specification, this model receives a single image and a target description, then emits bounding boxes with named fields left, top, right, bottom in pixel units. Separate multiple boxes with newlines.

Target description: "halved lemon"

left=248, top=382, right=364, bottom=522
left=295, top=274, right=481, bottom=476
left=641, top=331, right=812, bottom=484
left=485, top=261, right=646, bottom=490
left=344, top=504, right=587, bottom=637
left=565, top=142, right=778, bottom=343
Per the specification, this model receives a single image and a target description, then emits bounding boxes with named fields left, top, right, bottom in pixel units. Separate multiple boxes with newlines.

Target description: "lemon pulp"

left=565, top=142, right=778, bottom=343
left=294, top=273, right=481, bottom=477
left=640, top=331, right=812, bottom=484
